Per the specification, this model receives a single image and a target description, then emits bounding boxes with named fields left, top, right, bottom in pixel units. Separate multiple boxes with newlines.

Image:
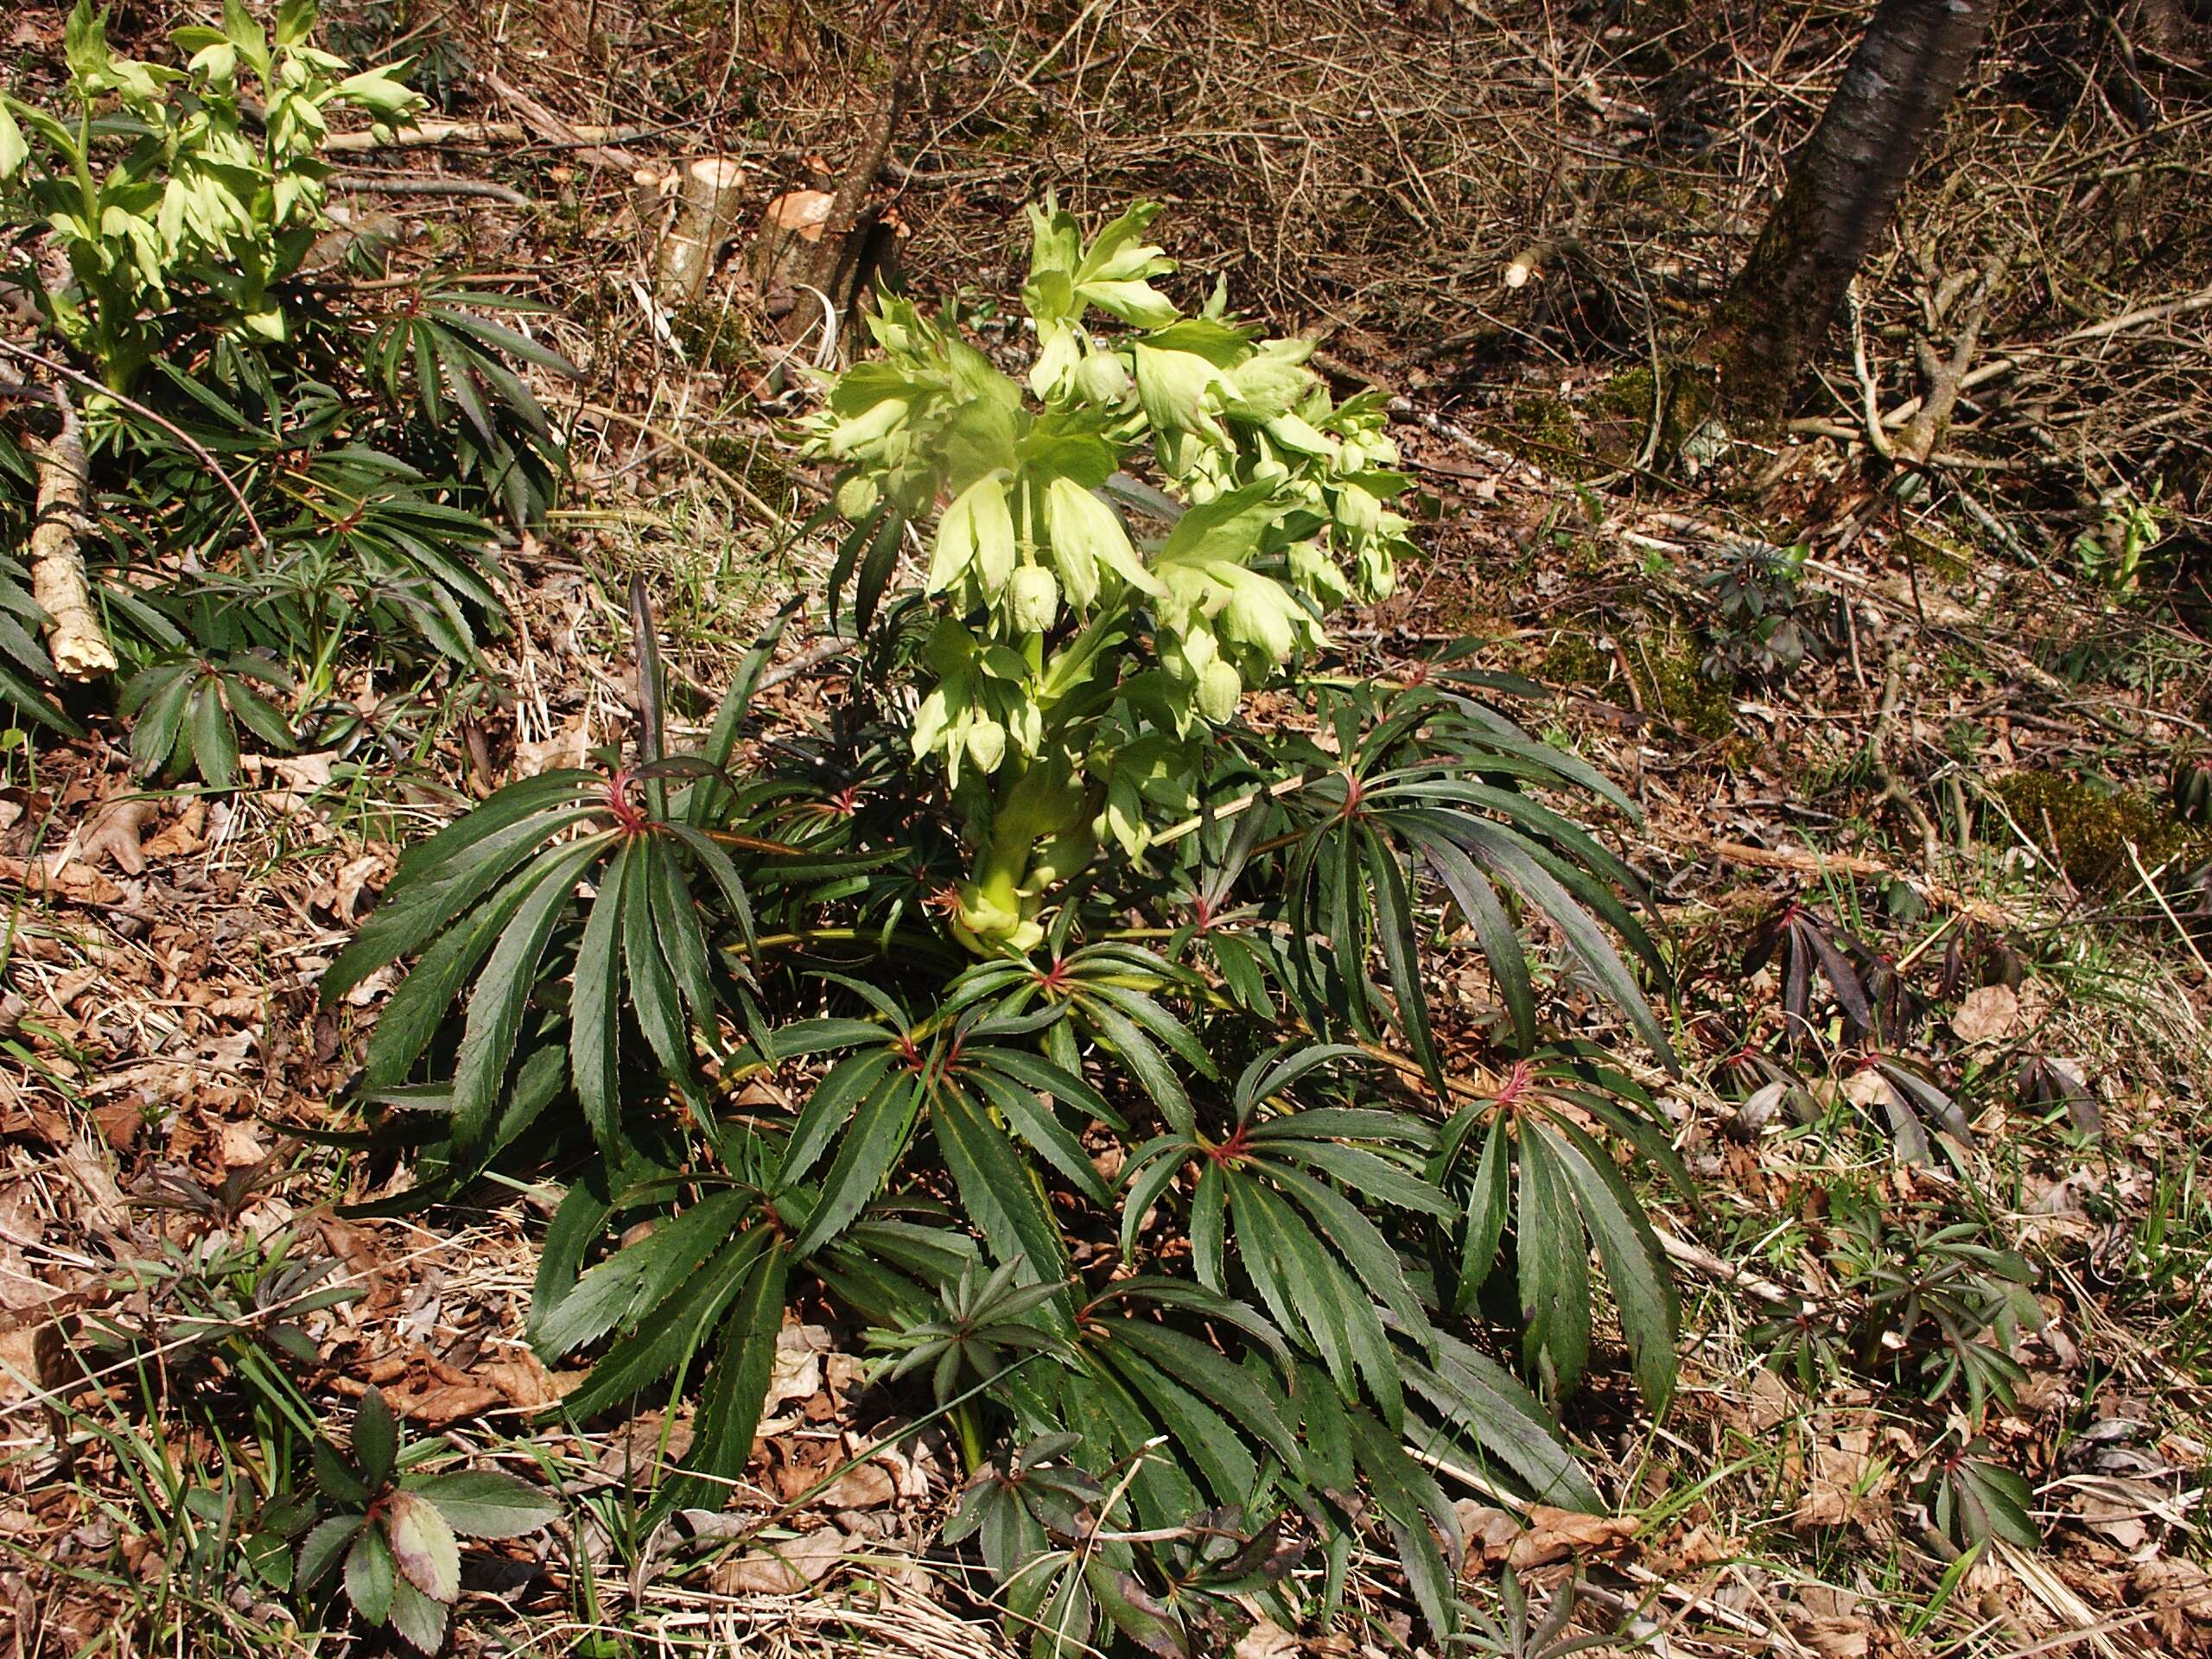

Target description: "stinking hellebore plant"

left=803, top=196, right=1414, bottom=953
left=330, top=196, right=1690, bottom=1654
left=0, top=0, right=424, bottom=391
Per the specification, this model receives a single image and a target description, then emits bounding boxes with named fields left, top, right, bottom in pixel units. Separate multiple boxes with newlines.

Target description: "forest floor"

left=10, top=392, right=2212, bottom=1657
left=9, top=10, right=2212, bottom=1657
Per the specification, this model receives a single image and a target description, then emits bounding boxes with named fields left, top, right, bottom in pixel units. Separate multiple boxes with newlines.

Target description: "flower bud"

left=1074, top=349, right=1132, bottom=406
left=964, top=716, right=1007, bottom=775
left=1197, top=658, right=1243, bottom=723
left=836, top=473, right=881, bottom=522
left=1007, top=566, right=1061, bottom=633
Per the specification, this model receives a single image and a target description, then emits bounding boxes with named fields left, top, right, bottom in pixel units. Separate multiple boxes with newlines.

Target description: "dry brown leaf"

left=709, top=1527, right=848, bottom=1595
left=1234, top=1616, right=1301, bottom=1659
left=1507, top=1504, right=1637, bottom=1568
left=1794, top=1617, right=1872, bottom=1659
left=342, top=964, right=398, bottom=1007
left=1745, top=1366, right=1801, bottom=1433
left=140, top=798, right=206, bottom=860
left=57, top=1139, right=127, bottom=1238
left=2074, top=1476, right=2171, bottom=1551
left=810, top=1461, right=897, bottom=1510
left=1454, top=1502, right=1523, bottom=1570
left=323, top=854, right=386, bottom=922
left=387, top=1382, right=501, bottom=1427
left=478, top=1354, right=570, bottom=1409
left=89, top=1100, right=141, bottom=1152
left=0, top=1315, right=67, bottom=1410
left=2134, top=1559, right=2212, bottom=1628
left=1840, top=1069, right=1891, bottom=1113
left=245, top=750, right=339, bottom=815
left=512, top=719, right=593, bottom=780
left=1950, top=983, right=2021, bottom=1045
left=1, top=856, right=124, bottom=906
left=71, top=798, right=160, bottom=876
left=1792, top=1428, right=1896, bottom=1535
left=599, top=1413, right=695, bottom=1474
left=219, top=1118, right=269, bottom=1167
left=1457, top=1501, right=1636, bottom=1570
left=767, top=1331, right=824, bottom=1408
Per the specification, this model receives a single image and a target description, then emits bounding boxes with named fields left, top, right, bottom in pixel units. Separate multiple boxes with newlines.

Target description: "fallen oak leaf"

left=476, top=1354, right=574, bottom=1409
left=810, top=1460, right=897, bottom=1510
left=68, top=797, right=159, bottom=876
left=0, top=856, right=124, bottom=906
left=1951, top=983, right=2021, bottom=1045
left=140, top=798, right=206, bottom=859
left=1507, top=1503, right=1637, bottom=1569
left=709, top=1527, right=849, bottom=1595
left=385, top=1382, right=502, bottom=1428
left=1455, top=1502, right=1637, bottom=1571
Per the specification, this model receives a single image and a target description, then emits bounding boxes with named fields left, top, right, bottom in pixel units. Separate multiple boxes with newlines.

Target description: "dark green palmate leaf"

left=1926, top=1447, right=2039, bottom=1552
left=321, top=759, right=775, bottom=1173
left=118, top=652, right=294, bottom=786
left=1260, top=682, right=1673, bottom=1090
left=1433, top=1058, right=1681, bottom=1408
left=0, top=534, right=81, bottom=735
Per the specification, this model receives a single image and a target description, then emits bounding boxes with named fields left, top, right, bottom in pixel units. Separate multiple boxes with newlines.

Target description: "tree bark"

left=1682, top=0, right=1996, bottom=439
left=776, top=0, right=945, bottom=349
left=26, top=386, right=115, bottom=682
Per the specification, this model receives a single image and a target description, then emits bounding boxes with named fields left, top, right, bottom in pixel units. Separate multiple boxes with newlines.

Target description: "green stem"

left=952, top=1401, right=986, bottom=1475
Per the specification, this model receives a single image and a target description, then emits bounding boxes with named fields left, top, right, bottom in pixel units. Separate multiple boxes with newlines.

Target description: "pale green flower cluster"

left=0, top=0, right=423, bottom=383
left=801, top=197, right=1418, bottom=950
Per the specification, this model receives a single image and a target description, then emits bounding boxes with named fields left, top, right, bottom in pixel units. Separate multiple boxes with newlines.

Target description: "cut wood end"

left=683, top=156, right=747, bottom=188
left=764, top=189, right=836, bottom=240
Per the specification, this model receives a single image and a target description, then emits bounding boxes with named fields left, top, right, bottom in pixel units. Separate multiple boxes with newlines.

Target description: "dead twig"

left=1698, top=835, right=2018, bottom=925
left=321, top=117, right=655, bottom=156
left=0, top=339, right=266, bottom=552
left=332, top=175, right=533, bottom=207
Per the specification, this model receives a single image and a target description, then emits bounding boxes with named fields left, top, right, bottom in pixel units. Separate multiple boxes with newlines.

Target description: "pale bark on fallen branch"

left=1893, top=251, right=2004, bottom=464
left=321, top=117, right=652, bottom=156
left=332, top=174, right=531, bottom=207
left=25, top=385, right=115, bottom=682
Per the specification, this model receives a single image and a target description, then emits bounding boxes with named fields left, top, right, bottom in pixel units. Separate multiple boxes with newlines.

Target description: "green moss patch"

left=1993, top=771, right=2212, bottom=893
left=1541, top=626, right=1735, bottom=740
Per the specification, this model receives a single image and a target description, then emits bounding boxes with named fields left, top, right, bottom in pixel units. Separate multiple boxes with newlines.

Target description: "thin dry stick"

left=321, top=117, right=653, bottom=155
left=1700, top=835, right=2018, bottom=925
left=2125, top=840, right=2212, bottom=991
left=0, top=339, right=266, bottom=549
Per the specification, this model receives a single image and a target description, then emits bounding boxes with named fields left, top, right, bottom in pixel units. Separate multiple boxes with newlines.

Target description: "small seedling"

left=297, top=1389, right=560, bottom=1652
left=120, top=654, right=295, bottom=789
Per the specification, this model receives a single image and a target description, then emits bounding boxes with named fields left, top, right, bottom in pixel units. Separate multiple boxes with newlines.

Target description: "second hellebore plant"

left=804, top=198, right=1414, bottom=952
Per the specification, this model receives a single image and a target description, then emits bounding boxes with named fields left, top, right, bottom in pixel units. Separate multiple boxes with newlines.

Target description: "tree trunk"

left=1682, top=0, right=1995, bottom=440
